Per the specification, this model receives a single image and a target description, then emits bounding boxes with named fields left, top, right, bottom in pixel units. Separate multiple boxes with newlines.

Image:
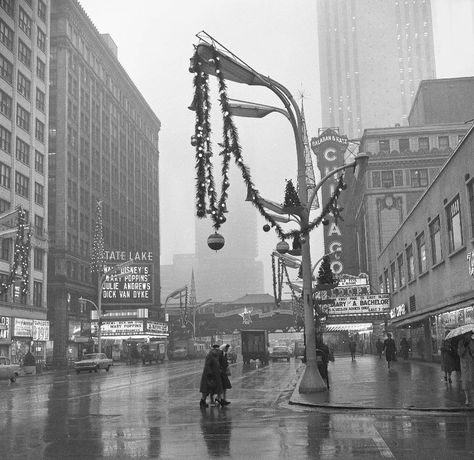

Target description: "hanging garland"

left=0, top=208, right=31, bottom=296
left=191, top=45, right=348, bottom=237
left=282, top=263, right=304, bottom=328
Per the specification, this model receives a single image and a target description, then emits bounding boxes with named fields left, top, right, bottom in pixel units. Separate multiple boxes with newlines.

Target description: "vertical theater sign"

left=311, top=129, right=349, bottom=275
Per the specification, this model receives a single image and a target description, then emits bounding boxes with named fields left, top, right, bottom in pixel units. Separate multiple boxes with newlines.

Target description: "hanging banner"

left=32, top=320, right=50, bottom=341
left=13, top=318, right=33, bottom=337
left=0, top=316, right=10, bottom=340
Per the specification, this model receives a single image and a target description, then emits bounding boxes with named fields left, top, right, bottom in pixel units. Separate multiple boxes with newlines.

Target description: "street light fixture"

left=191, top=34, right=368, bottom=393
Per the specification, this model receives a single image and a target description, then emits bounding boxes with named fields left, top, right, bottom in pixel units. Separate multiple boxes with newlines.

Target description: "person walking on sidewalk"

left=457, top=331, right=474, bottom=406
left=441, top=335, right=460, bottom=384
left=199, top=345, right=223, bottom=408
left=375, top=338, right=383, bottom=359
left=349, top=338, right=357, bottom=361
left=400, top=337, right=410, bottom=360
left=218, top=344, right=232, bottom=406
left=383, top=333, right=397, bottom=369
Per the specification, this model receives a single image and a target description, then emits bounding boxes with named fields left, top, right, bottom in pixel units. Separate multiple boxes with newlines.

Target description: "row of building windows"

left=0, top=161, right=44, bottom=203
left=0, top=240, right=44, bottom=271
left=0, top=115, right=45, bottom=153
left=0, top=0, right=47, bottom=24
left=0, top=128, right=44, bottom=171
left=381, top=181, right=474, bottom=294
left=0, top=51, right=46, bottom=86
left=370, top=168, right=433, bottom=188
left=0, top=274, right=43, bottom=307
left=377, top=134, right=464, bottom=154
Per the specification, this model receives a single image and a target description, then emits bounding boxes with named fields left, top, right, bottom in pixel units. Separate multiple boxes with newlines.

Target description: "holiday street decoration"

left=0, top=208, right=30, bottom=296
left=276, top=240, right=290, bottom=255
left=91, top=200, right=105, bottom=275
left=283, top=179, right=301, bottom=209
left=190, top=47, right=348, bottom=243
left=239, top=307, right=253, bottom=325
left=271, top=254, right=283, bottom=307
left=207, top=232, right=225, bottom=251
left=315, top=255, right=338, bottom=291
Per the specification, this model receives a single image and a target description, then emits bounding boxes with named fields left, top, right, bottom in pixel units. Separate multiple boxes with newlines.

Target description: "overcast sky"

left=79, top=0, right=474, bottom=292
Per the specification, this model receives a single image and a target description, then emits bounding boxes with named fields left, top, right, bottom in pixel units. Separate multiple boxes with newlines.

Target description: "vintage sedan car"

left=270, top=346, right=291, bottom=362
left=74, top=353, right=113, bottom=373
left=0, top=356, right=20, bottom=382
left=169, top=347, right=188, bottom=360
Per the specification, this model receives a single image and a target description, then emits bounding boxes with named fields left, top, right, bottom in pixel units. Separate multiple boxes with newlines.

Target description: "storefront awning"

left=325, top=323, right=373, bottom=332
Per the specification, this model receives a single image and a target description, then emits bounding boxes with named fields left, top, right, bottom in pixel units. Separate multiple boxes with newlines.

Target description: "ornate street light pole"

left=190, top=32, right=368, bottom=392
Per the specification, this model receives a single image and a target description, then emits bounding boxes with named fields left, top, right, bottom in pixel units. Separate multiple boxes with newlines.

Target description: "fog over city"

left=79, top=0, right=474, bottom=293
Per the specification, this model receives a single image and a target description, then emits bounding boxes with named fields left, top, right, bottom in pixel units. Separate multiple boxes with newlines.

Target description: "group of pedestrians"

left=374, top=333, right=397, bottom=369
left=199, top=344, right=232, bottom=408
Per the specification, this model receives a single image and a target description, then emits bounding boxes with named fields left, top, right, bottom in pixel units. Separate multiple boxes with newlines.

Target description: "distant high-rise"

left=194, top=169, right=264, bottom=302
left=317, top=0, right=436, bottom=138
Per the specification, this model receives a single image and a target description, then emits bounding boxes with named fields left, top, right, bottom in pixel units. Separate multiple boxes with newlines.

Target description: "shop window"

left=406, top=244, right=415, bottom=281
left=429, top=216, right=442, bottom=264
left=397, top=254, right=405, bottom=287
left=446, top=196, right=463, bottom=253
left=416, top=232, right=427, bottom=273
left=399, top=138, right=409, bottom=153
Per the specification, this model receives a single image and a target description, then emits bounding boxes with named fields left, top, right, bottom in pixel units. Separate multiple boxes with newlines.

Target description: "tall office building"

left=0, top=0, right=50, bottom=363
left=48, top=0, right=161, bottom=365
left=317, top=0, right=436, bottom=138
left=194, top=169, right=264, bottom=302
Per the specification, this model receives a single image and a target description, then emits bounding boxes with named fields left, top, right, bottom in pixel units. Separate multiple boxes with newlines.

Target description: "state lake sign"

left=328, top=294, right=390, bottom=316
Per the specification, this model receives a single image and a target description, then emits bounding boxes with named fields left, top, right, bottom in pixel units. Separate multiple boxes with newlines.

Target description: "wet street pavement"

left=1, top=357, right=474, bottom=459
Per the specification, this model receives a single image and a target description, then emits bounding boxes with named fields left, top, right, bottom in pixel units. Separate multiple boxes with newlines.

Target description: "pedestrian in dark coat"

left=441, top=338, right=460, bottom=384
left=316, top=337, right=330, bottom=389
left=400, top=337, right=410, bottom=360
left=349, top=338, right=357, bottom=361
left=375, top=339, right=383, bottom=359
left=457, top=331, right=474, bottom=406
left=218, top=344, right=232, bottom=405
left=383, top=333, right=397, bottom=369
left=199, top=346, right=223, bottom=408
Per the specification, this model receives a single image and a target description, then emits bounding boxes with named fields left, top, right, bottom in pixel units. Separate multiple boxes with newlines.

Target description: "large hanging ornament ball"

left=276, top=240, right=290, bottom=255
left=207, top=232, right=225, bottom=251
left=263, top=224, right=271, bottom=232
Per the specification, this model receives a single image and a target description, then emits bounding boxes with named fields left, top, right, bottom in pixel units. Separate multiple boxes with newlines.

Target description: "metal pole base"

left=298, top=363, right=328, bottom=393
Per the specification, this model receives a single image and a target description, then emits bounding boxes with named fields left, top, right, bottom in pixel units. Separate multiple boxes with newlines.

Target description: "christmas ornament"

left=263, top=224, right=271, bottom=232
left=207, top=232, right=225, bottom=251
left=276, top=240, right=290, bottom=255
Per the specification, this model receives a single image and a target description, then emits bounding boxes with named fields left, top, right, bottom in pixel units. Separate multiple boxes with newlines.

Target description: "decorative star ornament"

left=239, top=307, right=253, bottom=325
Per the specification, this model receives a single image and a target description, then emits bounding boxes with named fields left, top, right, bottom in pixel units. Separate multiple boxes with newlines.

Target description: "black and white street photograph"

left=1, top=0, right=474, bottom=458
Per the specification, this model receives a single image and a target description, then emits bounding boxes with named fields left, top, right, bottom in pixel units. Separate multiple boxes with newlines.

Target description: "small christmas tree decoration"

left=283, top=179, right=301, bottom=209
left=315, top=255, right=338, bottom=290
left=276, top=240, right=290, bottom=254
left=207, top=232, right=225, bottom=251
left=91, top=200, right=105, bottom=275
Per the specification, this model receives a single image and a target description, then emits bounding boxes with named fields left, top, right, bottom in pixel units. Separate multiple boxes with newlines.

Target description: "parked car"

left=74, top=353, right=113, bottom=374
left=0, top=356, right=20, bottom=382
left=169, top=347, right=188, bottom=360
left=270, top=346, right=291, bottom=362
left=141, top=342, right=165, bottom=364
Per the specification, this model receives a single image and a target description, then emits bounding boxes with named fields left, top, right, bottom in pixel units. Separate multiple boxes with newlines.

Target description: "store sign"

left=390, top=304, right=407, bottom=319
left=328, top=294, right=390, bottom=316
left=338, top=274, right=370, bottom=287
left=0, top=316, right=10, bottom=340
left=13, top=318, right=33, bottom=337
left=100, top=320, right=144, bottom=336
left=102, top=251, right=154, bottom=306
left=311, top=128, right=349, bottom=275
left=33, top=320, right=50, bottom=341
left=146, top=321, right=168, bottom=335
left=314, top=284, right=371, bottom=300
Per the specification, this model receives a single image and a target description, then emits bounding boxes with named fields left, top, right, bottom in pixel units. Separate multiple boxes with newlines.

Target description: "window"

left=34, top=248, right=44, bottom=271
left=15, top=171, right=29, bottom=198
left=446, top=196, right=463, bottom=253
left=34, top=182, right=44, bottom=205
left=406, top=244, right=415, bottom=281
left=0, top=162, right=10, bottom=188
left=35, top=119, right=45, bottom=143
left=397, top=254, right=405, bottom=287
left=399, top=138, right=410, bottom=153
left=38, top=0, right=47, bottom=22
left=409, top=295, right=416, bottom=312
left=33, top=281, right=42, bottom=307
left=394, top=170, right=404, bottom=186
left=384, top=268, right=390, bottom=293
left=390, top=261, right=397, bottom=291
left=0, top=198, right=9, bottom=213
left=381, top=171, right=394, bottom=188
left=379, top=139, right=390, bottom=153
left=378, top=275, right=384, bottom=294
left=418, top=137, right=430, bottom=152
left=0, top=0, right=14, bottom=16
left=416, top=232, right=427, bottom=273
left=36, top=58, right=45, bottom=81
left=0, top=126, right=11, bottom=154
left=18, top=40, right=32, bottom=68
left=371, top=171, right=381, bottom=188
left=17, top=72, right=31, bottom=100
left=468, top=181, right=474, bottom=238
left=16, top=137, right=30, bottom=164
left=0, top=238, right=10, bottom=260
left=0, top=53, right=13, bottom=84
left=0, top=88, right=12, bottom=118
left=34, top=214, right=43, bottom=236
left=429, top=216, right=442, bottom=265
left=19, top=8, right=32, bottom=37
left=36, top=88, right=45, bottom=112
left=16, top=104, right=30, bottom=132
left=438, top=136, right=449, bottom=150
left=0, top=18, right=13, bottom=50
left=37, top=28, right=46, bottom=52
left=411, top=169, right=428, bottom=187
left=35, top=150, right=44, bottom=174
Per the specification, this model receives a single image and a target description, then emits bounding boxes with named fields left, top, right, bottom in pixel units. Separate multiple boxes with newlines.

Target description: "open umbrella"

left=445, top=324, right=474, bottom=340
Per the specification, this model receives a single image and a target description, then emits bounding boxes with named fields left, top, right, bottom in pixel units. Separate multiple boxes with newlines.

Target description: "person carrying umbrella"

left=457, top=330, right=474, bottom=406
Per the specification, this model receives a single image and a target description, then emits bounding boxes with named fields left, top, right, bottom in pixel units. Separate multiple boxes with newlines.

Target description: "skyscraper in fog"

left=317, top=0, right=436, bottom=138
left=194, top=170, right=263, bottom=302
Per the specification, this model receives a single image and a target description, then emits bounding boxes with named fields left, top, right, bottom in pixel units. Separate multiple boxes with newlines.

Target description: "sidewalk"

left=290, top=354, right=473, bottom=411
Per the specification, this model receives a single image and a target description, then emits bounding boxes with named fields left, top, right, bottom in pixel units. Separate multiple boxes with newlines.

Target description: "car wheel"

left=106, top=366, right=110, bottom=372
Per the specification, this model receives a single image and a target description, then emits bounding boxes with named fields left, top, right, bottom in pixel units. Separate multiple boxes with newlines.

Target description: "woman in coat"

left=441, top=337, right=460, bottom=384
left=219, top=344, right=232, bottom=405
left=199, top=346, right=223, bottom=408
left=457, top=331, right=474, bottom=406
